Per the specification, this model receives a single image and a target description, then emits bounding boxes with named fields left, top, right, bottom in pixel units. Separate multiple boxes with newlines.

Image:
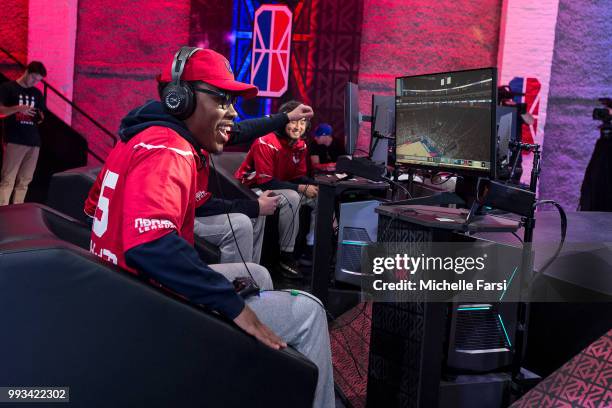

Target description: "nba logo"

left=509, top=77, right=541, bottom=145
left=251, top=5, right=292, bottom=97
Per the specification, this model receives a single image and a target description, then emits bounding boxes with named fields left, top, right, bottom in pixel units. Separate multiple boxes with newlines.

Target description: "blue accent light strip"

left=341, top=240, right=370, bottom=247
left=237, top=53, right=252, bottom=87
left=457, top=306, right=491, bottom=311
left=265, top=98, right=272, bottom=115
left=236, top=31, right=253, bottom=39
left=498, top=314, right=512, bottom=347
left=245, top=0, right=255, bottom=17
left=230, top=1, right=241, bottom=69
left=499, top=265, right=519, bottom=301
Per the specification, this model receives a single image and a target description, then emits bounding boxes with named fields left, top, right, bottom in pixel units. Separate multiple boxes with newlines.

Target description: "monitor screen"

left=395, top=68, right=496, bottom=176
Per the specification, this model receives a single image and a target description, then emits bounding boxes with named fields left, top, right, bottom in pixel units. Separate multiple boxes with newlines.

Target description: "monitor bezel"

left=394, top=67, right=497, bottom=179
left=344, top=82, right=360, bottom=156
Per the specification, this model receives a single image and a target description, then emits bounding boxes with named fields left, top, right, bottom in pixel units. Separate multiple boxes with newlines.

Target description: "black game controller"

left=232, top=277, right=260, bottom=299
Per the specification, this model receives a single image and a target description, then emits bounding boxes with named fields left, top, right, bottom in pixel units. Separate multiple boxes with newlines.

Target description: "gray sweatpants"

left=195, top=213, right=266, bottom=264
left=266, top=189, right=301, bottom=253
left=271, top=189, right=318, bottom=249
left=195, top=189, right=317, bottom=260
left=210, top=263, right=335, bottom=408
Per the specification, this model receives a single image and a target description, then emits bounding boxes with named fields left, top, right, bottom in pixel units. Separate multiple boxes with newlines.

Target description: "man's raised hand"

left=286, top=104, right=314, bottom=122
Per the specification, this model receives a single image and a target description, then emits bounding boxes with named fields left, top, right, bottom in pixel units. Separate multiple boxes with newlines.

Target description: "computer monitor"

left=344, top=82, right=360, bottom=155
left=496, top=106, right=516, bottom=169
left=370, top=95, right=394, bottom=165
left=395, top=68, right=497, bottom=177
left=496, top=105, right=521, bottom=181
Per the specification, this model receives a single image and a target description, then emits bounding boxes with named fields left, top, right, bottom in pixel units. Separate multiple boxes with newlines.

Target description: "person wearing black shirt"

left=309, top=123, right=345, bottom=172
left=0, top=61, right=47, bottom=205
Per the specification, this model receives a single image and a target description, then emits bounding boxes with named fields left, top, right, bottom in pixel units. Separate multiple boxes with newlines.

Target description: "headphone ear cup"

left=178, top=80, right=196, bottom=120
left=162, top=81, right=196, bottom=119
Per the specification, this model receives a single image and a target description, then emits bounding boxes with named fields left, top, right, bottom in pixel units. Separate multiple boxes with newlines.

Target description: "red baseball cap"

left=158, top=48, right=258, bottom=99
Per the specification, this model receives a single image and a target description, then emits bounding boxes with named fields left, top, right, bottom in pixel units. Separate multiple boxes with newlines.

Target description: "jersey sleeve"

left=84, top=169, right=103, bottom=218
left=251, top=139, right=277, bottom=185
left=121, top=149, right=194, bottom=252
left=297, top=148, right=308, bottom=178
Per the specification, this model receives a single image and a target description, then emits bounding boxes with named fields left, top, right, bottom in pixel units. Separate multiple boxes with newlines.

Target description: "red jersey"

left=234, top=132, right=308, bottom=186
left=85, top=126, right=204, bottom=274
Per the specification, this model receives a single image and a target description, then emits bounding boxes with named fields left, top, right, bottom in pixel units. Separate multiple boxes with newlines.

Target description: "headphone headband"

left=170, top=46, right=201, bottom=86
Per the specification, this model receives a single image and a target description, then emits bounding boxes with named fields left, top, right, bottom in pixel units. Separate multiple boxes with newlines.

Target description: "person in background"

left=309, top=123, right=345, bottom=173
left=235, top=100, right=319, bottom=279
left=0, top=61, right=47, bottom=205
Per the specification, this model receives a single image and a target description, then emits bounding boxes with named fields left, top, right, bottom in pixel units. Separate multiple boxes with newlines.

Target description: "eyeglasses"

left=195, top=87, right=237, bottom=108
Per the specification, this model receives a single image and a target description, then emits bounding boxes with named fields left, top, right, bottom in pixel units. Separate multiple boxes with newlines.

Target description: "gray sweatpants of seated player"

left=210, top=262, right=335, bottom=408
left=195, top=213, right=266, bottom=264
left=268, top=189, right=318, bottom=248
left=257, top=189, right=302, bottom=253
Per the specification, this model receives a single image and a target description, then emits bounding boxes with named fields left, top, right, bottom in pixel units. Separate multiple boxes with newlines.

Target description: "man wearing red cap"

left=84, top=48, right=334, bottom=407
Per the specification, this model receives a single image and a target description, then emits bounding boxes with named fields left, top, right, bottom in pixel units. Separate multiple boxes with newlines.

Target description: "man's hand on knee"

left=299, top=184, right=318, bottom=198
left=233, top=305, right=287, bottom=349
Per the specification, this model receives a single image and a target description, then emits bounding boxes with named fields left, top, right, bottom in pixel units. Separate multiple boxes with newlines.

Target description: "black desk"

left=310, top=175, right=388, bottom=308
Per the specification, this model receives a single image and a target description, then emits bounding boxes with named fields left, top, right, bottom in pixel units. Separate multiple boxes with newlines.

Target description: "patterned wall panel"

left=310, top=0, right=363, bottom=145
left=189, top=0, right=234, bottom=58
left=512, top=329, right=612, bottom=408
left=368, top=215, right=440, bottom=408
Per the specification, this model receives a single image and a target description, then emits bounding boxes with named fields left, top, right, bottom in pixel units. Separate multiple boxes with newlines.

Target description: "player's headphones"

left=161, top=46, right=202, bottom=119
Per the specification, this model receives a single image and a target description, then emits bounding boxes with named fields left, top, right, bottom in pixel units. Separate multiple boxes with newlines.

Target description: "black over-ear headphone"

left=161, top=46, right=201, bottom=119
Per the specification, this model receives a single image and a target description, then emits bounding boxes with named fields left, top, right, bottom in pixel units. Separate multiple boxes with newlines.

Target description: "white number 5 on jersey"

left=93, top=170, right=119, bottom=238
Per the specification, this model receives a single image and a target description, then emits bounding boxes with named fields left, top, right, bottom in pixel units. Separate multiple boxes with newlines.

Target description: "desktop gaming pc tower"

left=334, top=200, right=382, bottom=287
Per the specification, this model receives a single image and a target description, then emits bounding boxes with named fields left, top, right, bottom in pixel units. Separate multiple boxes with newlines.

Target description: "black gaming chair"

left=0, top=203, right=318, bottom=407
left=46, top=165, right=100, bottom=224
left=207, top=152, right=258, bottom=200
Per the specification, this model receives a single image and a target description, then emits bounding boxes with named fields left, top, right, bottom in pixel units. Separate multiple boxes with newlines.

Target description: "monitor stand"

left=389, top=174, right=480, bottom=209
left=454, top=175, right=479, bottom=208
